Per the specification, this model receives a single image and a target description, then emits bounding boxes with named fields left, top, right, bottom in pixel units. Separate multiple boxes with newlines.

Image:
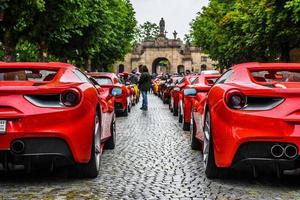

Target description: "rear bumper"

left=115, top=96, right=127, bottom=111
left=232, top=141, right=299, bottom=170
left=211, top=101, right=300, bottom=168
left=0, top=103, right=95, bottom=164
left=172, top=91, right=180, bottom=109
left=183, top=96, right=193, bottom=123
left=0, top=138, right=74, bottom=169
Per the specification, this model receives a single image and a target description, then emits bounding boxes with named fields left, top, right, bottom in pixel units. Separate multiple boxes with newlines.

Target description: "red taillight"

left=225, top=89, right=246, bottom=109
left=61, top=89, right=81, bottom=107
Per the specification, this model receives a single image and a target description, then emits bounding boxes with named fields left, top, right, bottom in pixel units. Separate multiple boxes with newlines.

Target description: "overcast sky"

left=131, top=0, right=209, bottom=39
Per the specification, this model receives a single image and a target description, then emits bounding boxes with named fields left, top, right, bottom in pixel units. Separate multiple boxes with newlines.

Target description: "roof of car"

left=232, top=62, right=300, bottom=70
left=87, top=72, right=116, bottom=78
left=0, top=62, right=76, bottom=69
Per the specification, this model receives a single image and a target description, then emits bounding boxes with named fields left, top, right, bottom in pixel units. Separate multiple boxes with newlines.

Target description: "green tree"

left=135, top=21, right=160, bottom=44
left=286, top=0, right=300, bottom=22
left=0, top=0, right=136, bottom=72
left=190, top=0, right=300, bottom=69
left=0, top=0, right=44, bottom=61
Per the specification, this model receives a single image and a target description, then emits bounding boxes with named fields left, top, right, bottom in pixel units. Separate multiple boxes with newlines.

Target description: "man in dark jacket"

left=138, top=65, right=151, bottom=110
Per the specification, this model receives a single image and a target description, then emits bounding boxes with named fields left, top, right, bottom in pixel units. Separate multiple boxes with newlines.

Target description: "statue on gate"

left=159, top=18, right=165, bottom=36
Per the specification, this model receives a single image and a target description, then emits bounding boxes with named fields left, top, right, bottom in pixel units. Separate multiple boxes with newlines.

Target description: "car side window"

left=74, top=69, right=91, bottom=83
left=215, top=70, right=233, bottom=84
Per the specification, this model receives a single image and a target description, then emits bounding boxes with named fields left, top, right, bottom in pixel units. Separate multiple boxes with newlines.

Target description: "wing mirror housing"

left=111, top=87, right=122, bottom=96
left=183, top=88, right=197, bottom=96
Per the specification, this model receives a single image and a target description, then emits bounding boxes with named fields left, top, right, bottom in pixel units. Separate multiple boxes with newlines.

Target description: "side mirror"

left=206, top=79, right=215, bottom=86
left=184, top=88, right=197, bottom=96
left=111, top=88, right=122, bottom=96
left=173, top=87, right=180, bottom=92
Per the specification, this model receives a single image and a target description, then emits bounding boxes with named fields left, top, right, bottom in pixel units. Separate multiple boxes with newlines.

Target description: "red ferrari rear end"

left=179, top=74, right=220, bottom=131
left=192, top=63, right=300, bottom=178
left=89, top=72, right=131, bottom=116
left=0, top=63, right=110, bottom=178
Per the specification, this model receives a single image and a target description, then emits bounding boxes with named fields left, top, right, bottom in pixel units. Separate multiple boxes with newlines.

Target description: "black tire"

left=203, top=111, right=220, bottom=179
left=182, top=106, right=190, bottom=131
left=190, top=113, right=201, bottom=150
left=123, top=106, right=129, bottom=116
left=169, top=98, right=173, bottom=112
left=163, top=96, right=168, bottom=104
left=173, top=107, right=178, bottom=116
left=182, top=122, right=190, bottom=131
left=75, top=114, right=101, bottom=178
left=105, top=115, right=116, bottom=150
left=178, top=104, right=183, bottom=123
left=128, top=104, right=131, bottom=113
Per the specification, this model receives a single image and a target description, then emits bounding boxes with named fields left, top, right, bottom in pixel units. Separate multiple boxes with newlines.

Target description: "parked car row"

left=0, top=62, right=138, bottom=178
left=88, top=72, right=140, bottom=117
left=156, top=63, right=300, bottom=179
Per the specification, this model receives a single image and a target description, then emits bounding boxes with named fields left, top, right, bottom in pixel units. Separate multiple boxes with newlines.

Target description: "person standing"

left=138, top=65, right=151, bottom=111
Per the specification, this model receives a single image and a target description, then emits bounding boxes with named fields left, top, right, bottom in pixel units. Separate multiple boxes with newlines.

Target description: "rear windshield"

left=177, top=77, right=184, bottom=84
left=190, top=77, right=198, bottom=84
left=94, top=77, right=113, bottom=85
left=0, top=69, right=57, bottom=81
left=251, top=69, right=300, bottom=83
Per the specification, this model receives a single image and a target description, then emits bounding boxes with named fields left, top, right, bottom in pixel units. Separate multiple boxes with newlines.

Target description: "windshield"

left=0, top=69, right=57, bottom=81
left=190, top=77, right=198, bottom=85
left=94, top=77, right=113, bottom=85
left=251, top=69, right=300, bottom=83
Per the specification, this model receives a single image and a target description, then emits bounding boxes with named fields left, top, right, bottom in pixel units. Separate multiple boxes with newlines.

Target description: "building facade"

left=114, top=18, right=216, bottom=74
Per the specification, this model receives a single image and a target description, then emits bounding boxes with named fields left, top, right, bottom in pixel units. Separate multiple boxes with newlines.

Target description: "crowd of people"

left=116, top=67, right=194, bottom=112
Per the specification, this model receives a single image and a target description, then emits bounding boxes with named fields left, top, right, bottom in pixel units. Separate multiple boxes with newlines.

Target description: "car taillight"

left=173, top=87, right=180, bottom=91
left=61, top=89, right=81, bottom=107
left=225, top=89, right=246, bottom=110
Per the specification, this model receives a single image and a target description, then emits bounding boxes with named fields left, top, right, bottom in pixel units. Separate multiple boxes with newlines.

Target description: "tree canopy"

left=190, top=0, right=300, bottom=69
left=0, top=0, right=136, bottom=71
left=134, top=21, right=160, bottom=44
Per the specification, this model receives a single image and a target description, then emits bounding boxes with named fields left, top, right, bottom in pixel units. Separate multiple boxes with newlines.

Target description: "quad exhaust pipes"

left=270, top=144, right=298, bottom=159
left=11, top=140, right=25, bottom=154
left=285, top=145, right=298, bottom=158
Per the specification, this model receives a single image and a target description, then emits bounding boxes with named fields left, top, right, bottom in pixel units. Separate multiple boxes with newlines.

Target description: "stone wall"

left=114, top=37, right=217, bottom=74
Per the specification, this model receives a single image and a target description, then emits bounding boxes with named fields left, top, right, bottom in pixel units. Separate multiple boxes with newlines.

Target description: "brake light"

left=225, top=89, right=246, bottom=110
left=60, top=89, right=81, bottom=107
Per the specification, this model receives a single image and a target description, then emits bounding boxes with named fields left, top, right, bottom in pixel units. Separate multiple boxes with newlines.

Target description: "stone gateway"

left=114, top=19, right=216, bottom=74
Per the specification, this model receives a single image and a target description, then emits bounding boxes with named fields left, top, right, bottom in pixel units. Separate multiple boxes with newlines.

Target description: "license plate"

left=0, top=120, right=6, bottom=134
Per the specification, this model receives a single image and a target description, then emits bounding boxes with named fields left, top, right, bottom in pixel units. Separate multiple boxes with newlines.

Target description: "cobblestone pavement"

left=1, top=94, right=300, bottom=200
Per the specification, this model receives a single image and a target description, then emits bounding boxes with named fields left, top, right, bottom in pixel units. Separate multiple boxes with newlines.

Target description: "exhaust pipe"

left=285, top=145, right=298, bottom=159
left=271, top=144, right=284, bottom=158
left=11, top=140, right=25, bottom=154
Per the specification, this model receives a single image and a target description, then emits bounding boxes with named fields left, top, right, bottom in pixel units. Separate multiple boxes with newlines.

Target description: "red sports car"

left=191, top=62, right=300, bottom=178
left=162, top=76, right=181, bottom=104
left=0, top=62, right=117, bottom=178
left=178, top=74, right=220, bottom=131
left=88, top=72, right=132, bottom=116
left=169, top=76, right=192, bottom=116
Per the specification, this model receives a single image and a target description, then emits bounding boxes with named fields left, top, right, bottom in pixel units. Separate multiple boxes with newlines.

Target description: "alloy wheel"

left=203, top=112, right=211, bottom=168
left=94, top=115, right=101, bottom=171
left=112, top=115, right=116, bottom=144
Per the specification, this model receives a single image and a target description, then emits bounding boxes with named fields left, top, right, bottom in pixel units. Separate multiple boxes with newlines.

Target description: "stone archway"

left=177, top=65, right=185, bottom=74
left=118, top=64, right=125, bottom=73
left=152, top=57, right=170, bottom=74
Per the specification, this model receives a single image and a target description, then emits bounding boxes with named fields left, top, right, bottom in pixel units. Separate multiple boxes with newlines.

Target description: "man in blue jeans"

left=138, top=65, right=151, bottom=111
